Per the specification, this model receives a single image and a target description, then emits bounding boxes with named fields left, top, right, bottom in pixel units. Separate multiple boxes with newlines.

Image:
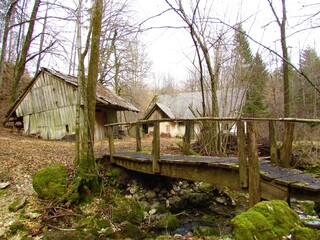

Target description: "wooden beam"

left=107, top=126, right=115, bottom=163
left=105, top=117, right=320, bottom=128
left=152, top=122, right=161, bottom=173
left=247, top=121, right=261, bottom=207
left=237, top=121, right=248, bottom=188
left=183, top=121, right=191, bottom=155
left=135, top=124, right=142, bottom=152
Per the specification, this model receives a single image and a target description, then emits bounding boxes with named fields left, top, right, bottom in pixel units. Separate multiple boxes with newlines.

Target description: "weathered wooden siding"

left=16, top=72, right=78, bottom=139
left=15, top=71, right=118, bottom=140
left=16, top=72, right=78, bottom=117
left=95, top=110, right=107, bottom=141
left=23, top=106, right=77, bottom=139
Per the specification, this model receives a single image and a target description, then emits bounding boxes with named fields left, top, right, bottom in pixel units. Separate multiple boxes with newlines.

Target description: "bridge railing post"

left=136, top=124, right=142, bottom=152
left=152, top=121, right=161, bottom=173
left=237, top=121, right=248, bottom=188
left=269, top=121, right=278, bottom=165
left=247, top=121, right=261, bottom=207
left=281, top=122, right=294, bottom=168
left=183, top=121, right=191, bottom=155
left=107, top=126, right=115, bottom=163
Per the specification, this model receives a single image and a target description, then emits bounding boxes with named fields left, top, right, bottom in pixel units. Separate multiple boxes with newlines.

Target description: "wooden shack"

left=143, top=90, right=246, bottom=137
left=4, top=68, right=139, bottom=140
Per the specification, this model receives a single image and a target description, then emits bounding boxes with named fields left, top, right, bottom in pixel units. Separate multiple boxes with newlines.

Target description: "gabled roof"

left=4, top=68, right=139, bottom=124
left=144, top=89, right=246, bottom=120
left=43, top=68, right=139, bottom=112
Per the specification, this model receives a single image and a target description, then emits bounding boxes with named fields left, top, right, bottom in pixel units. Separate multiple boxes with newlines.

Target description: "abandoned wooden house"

left=4, top=68, right=139, bottom=140
left=143, top=90, right=246, bottom=137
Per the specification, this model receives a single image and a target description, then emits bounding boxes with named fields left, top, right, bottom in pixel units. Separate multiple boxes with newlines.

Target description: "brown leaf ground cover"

left=0, top=126, right=182, bottom=238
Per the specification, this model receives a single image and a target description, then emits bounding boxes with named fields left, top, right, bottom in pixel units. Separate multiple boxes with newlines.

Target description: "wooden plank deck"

left=107, top=152, right=320, bottom=203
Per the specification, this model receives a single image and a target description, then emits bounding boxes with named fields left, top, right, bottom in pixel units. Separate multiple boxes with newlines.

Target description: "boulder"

left=8, top=196, right=26, bottom=212
left=32, top=164, right=68, bottom=199
left=231, top=200, right=301, bottom=240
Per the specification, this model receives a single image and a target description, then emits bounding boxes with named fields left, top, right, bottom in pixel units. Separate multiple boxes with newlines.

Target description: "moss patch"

left=32, top=164, right=68, bottom=199
left=9, top=221, right=25, bottom=234
left=156, top=214, right=180, bottom=230
left=291, top=226, right=320, bottom=240
left=231, top=200, right=301, bottom=240
left=112, top=196, right=144, bottom=224
left=8, top=196, right=26, bottom=212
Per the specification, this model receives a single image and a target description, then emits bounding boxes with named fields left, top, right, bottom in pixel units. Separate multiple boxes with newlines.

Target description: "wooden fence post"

left=152, top=122, right=161, bottom=173
left=247, top=121, right=261, bottom=207
left=107, top=126, right=115, bottom=163
left=183, top=121, right=191, bottom=155
left=237, top=121, right=248, bottom=188
left=136, top=124, right=142, bottom=152
left=269, top=121, right=278, bottom=164
left=281, top=122, right=294, bottom=168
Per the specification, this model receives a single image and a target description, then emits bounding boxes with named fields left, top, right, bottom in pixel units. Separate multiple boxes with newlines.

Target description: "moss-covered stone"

left=193, top=225, right=219, bottom=236
left=105, top=167, right=129, bottom=188
left=298, top=200, right=316, bottom=215
left=291, top=226, right=319, bottom=240
left=156, top=214, right=180, bottom=230
left=112, top=196, right=144, bottom=224
left=231, top=200, right=301, bottom=240
left=40, top=230, right=95, bottom=240
left=32, top=164, right=68, bottom=199
left=9, top=221, right=25, bottom=234
left=200, top=214, right=216, bottom=225
left=8, top=196, right=26, bottom=212
left=119, top=221, right=144, bottom=239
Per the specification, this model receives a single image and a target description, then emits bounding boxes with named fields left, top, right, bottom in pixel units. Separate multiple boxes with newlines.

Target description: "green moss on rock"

left=40, top=230, right=95, bottom=240
left=32, top=164, right=68, bottom=199
left=156, top=214, right=180, bottom=230
left=112, top=196, right=144, bottom=224
left=231, top=200, right=301, bottom=240
left=119, top=221, right=144, bottom=239
left=9, top=221, right=25, bottom=234
left=8, top=196, right=26, bottom=212
left=193, top=225, right=219, bottom=237
left=292, top=226, right=319, bottom=240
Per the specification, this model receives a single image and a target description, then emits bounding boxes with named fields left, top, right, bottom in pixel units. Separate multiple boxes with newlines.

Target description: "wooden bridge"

left=105, top=118, right=320, bottom=207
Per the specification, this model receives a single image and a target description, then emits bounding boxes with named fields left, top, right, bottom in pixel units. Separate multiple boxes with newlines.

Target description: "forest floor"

left=0, top=126, right=182, bottom=239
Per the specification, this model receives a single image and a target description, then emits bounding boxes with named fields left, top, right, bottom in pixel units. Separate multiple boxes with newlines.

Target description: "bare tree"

left=0, top=0, right=19, bottom=90
left=69, top=0, right=102, bottom=203
left=267, top=0, right=291, bottom=117
left=10, top=0, right=40, bottom=103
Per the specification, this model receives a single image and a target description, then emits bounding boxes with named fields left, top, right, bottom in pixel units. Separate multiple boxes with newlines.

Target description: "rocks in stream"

left=125, top=180, right=233, bottom=215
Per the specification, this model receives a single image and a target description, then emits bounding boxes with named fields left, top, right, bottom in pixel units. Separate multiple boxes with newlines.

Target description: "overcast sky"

left=134, top=0, right=320, bottom=85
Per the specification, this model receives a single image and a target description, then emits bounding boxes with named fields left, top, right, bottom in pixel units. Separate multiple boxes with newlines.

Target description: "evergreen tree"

left=293, top=47, right=320, bottom=118
left=243, top=53, right=269, bottom=116
left=234, top=24, right=253, bottom=85
left=234, top=25, right=268, bottom=116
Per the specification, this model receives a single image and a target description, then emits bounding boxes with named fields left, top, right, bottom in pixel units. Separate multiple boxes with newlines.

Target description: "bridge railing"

left=105, top=117, right=320, bottom=207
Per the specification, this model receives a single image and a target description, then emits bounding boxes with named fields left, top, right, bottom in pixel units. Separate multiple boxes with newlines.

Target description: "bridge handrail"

left=105, top=117, right=320, bottom=127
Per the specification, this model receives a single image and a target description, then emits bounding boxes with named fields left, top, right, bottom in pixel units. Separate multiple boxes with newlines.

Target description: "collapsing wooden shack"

left=4, top=68, right=139, bottom=140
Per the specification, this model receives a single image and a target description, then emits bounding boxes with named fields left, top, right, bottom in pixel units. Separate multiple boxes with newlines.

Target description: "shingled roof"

left=144, top=89, right=246, bottom=120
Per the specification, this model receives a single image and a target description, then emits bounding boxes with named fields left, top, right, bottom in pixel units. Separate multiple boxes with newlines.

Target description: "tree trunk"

left=36, top=1, right=49, bottom=72
left=10, top=0, right=41, bottom=102
left=82, top=0, right=102, bottom=173
left=0, top=0, right=19, bottom=90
